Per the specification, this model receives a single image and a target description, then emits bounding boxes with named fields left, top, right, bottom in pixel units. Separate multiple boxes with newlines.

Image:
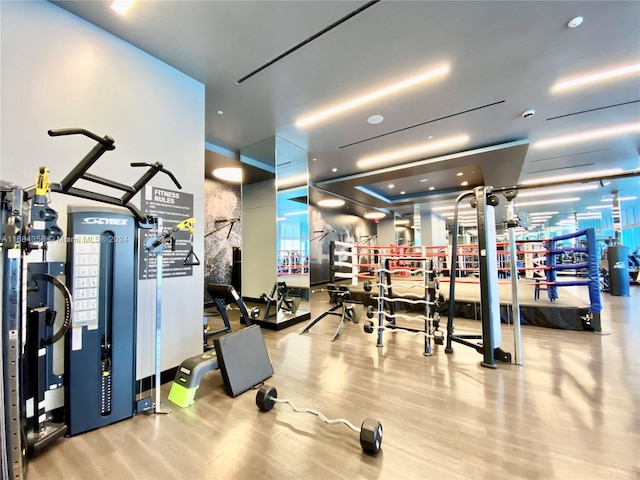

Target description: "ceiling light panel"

left=296, top=65, right=449, bottom=128
left=317, top=198, right=345, bottom=208
left=213, top=167, right=242, bottom=183
left=111, top=0, right=134, bottom=15
left=357, top=134, right=469, bottom=169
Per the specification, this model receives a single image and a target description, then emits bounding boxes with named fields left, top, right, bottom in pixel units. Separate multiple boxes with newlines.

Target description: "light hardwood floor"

left=27, top=284, right=640, bottom=479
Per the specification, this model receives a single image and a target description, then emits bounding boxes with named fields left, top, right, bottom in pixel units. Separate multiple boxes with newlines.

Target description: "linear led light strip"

left=357, top=134, right=469, bottom=169
left=534, top=123, right=640, bottom=149
left=296, top=65, right=449, bottom=127
left=601, top=196, right=637, bottom=202
left=517, top=185, right=597, bottom=197
left=552, top=63, right=640, bottom=92
left=433, top=204, right=474, bottom=212
left=522, top=168, right=623, bottom=186
left=276, top=173, right=309, bottom=189
left=515, top=197, right=580, bottom=207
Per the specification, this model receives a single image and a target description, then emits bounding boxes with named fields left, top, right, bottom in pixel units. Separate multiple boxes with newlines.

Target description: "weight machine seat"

left=207, top=283, right=241, bottom=304
left=206, top=283, right=254, bottom=326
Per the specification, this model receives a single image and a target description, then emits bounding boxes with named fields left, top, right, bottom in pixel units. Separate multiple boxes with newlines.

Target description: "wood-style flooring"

left=26, top=284, right=640, bottom=479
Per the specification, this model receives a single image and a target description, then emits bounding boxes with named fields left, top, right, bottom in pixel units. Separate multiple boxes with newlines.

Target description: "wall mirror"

left=275, top=137, right=310, bottom=321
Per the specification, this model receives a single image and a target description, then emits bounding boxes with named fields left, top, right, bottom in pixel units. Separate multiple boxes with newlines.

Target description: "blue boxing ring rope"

left=545, top=228, right=603, bottom=332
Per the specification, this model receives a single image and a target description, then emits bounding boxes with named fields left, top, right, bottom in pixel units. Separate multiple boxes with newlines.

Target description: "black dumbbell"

left=366, top=305, right=375, bottom=319
left=363, top=280, right=372, bottom=292
left=250, top=307, right=260, bottom=319
left=256, top=385, right=383, bottom=455
left=363, top=321, right=375, bottom=334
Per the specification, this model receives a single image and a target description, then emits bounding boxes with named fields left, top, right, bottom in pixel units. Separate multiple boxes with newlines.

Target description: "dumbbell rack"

left=370, top=257, right=442, bottom=356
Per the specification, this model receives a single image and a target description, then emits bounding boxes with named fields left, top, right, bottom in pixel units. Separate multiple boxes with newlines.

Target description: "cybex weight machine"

left=1, top=128, right=184, bottom=479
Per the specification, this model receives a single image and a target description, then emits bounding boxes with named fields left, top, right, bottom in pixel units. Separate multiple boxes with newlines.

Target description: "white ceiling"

left=52, top=0, right=640, bottom=223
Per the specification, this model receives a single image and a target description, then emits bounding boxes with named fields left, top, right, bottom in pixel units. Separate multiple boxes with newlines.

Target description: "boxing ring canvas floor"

left=348, top=276, right=595, bottom=331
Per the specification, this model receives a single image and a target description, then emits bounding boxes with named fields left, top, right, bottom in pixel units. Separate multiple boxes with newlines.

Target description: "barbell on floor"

left=255, top=385, right=383, bottom=455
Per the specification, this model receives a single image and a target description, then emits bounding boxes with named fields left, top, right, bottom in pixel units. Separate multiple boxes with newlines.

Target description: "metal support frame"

left=505, top=197, right=523, bottom=366
left=300, top=287, right=362, bottom=342
left=151, top=218, right=170, bottom=415
left=1, top=186, right=26, bottom=480
left=475, top=186, right=497, bottom=368
left=445, top=188, right=511, bottom=368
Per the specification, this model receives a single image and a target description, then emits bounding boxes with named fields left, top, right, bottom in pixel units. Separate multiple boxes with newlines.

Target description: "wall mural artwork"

left=204, top=179, right=241, bottom=297
left=309, top=205, right=376, bottom=285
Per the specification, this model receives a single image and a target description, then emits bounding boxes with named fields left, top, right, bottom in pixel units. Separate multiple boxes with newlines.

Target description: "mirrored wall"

left=240, top=137, right=276, bottom=300
left=240, top=136, right=310, bottom=328
left=275, top=137, right=310, bottom=318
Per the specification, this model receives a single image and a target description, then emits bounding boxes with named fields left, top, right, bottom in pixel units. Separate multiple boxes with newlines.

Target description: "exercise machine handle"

left=48, top=128, right=114, bottom=146
left=44, top=127, right=182, bottom=227
left=130, top=162, right=182, bottom=190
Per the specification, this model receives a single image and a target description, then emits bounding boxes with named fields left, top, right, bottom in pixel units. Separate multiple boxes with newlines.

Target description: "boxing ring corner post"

left=545, top=227, right=603, bottom=333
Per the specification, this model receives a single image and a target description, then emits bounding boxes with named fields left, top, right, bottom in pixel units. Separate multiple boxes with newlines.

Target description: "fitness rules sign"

left=139, top=186, right=194, bottom=280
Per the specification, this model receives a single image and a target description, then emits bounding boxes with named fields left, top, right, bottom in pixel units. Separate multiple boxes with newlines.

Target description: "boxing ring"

left=328, top=229, right=602, bottom=332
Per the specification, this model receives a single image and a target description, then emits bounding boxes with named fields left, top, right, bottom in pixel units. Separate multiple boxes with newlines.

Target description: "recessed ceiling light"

left=587, top=205, right=612, bottom=210
left=460, top=181, right=469, bottom=186
left=357, top=134, right=469, bottom=169
left=364, top=212, right=386, bottom=219
left=317, top=199, right=345, bottom=208
left=552, top=63, right=640, bottom=92
left=213, top=167, right=242, bottom=183
left=456, top=172, right=463, bottom=177
left=388, top=184, right=395, bottom=189
left=428, top=136, right=434, bottom=139
left=111, top=0, right=134, bottom=15
left=367, top=115, right=384, bottom=125
left=217, top=110, right=224, bottom=115
left=420, top=178, right=428, bottom=183
left=428, top=186, right=435, bottom=191
left=296, top=65, right=449, bottom=127
left=567, top=16, right=584, bottom=28
left=331, top=167, right=338, bottom=173
left=312, top=158, right=317, bottom=161
left=400, top=191, right=406, bottom=195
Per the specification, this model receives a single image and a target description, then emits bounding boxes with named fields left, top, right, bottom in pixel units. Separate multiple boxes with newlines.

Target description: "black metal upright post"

left=475, top=186, right=498, bottom=369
